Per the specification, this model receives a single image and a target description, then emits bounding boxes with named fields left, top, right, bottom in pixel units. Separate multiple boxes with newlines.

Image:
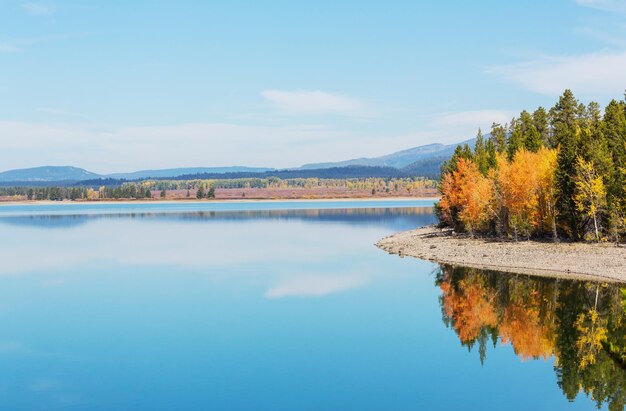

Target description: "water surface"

left=0, top=201, right=620, bottom=410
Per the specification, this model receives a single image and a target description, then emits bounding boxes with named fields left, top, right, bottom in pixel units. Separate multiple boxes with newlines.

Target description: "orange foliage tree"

left=494, top=149, right=540, bottom=240
left=439, top=158, right=493, bottom=235
left=440, top=147, right=559, bottom=240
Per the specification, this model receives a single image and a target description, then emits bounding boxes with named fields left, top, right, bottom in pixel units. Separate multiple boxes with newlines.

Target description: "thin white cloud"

left=0, top=120, right=463, bottom=172
left=574, top=0, right=626, bottom=12
left=0, top=121, right=342, bottom=171
left=0, top=34, right=75, bottom=53
left=37, top=107, right=73, bottom=115
left=486, top=50, right=626, bottom=96
left=265, top=275, right=366, bottom=299
left=431, top=110, right=515, bottom=129
left=261, top=89, right=364, bottom=115
left=574, top=26, right=626, bottom=48
left=0, top=42, right=21, bottom=53
left=22, top=2, right=55, bottom=16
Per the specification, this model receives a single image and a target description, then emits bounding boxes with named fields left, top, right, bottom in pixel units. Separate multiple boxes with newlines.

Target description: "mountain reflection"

left=0, top=207, right=435, bottom=231
left=436, top=265, right=626, bottom=411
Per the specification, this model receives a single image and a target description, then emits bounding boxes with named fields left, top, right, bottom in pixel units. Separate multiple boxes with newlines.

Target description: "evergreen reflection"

left=436, top=265, right=626, bottom=411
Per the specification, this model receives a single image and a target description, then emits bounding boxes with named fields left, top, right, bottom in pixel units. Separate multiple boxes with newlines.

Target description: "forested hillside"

left=437, top=90, right=626, bottom=242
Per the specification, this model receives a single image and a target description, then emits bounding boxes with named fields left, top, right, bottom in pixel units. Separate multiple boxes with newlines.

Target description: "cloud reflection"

left=265, top=274, right=366, bottom=299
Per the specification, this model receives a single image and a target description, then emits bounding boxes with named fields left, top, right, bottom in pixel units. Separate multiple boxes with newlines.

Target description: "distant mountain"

left=300, top=138, right=477, bottom=170
left=0, top=166, right=274, bottom=183
left=107, top=166, right=275, bottom=180
left=0, top=166, right=102, bottom=182
left=0, top=137, right=479, bottom=184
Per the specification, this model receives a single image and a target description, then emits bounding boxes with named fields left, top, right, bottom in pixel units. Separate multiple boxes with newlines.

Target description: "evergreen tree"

left=533, top=107, right=550, bottom=147
left=490, top=122, right=507, bottom=154
left=550, top=90, right=583, bottom=238
left=441, top=144, right=474, bottom=175
left=603, top=100, right=626, bottom=208
left=507, top=118, right=523, bottom=160
left=579, top=102, right=614, bottom=189
left=196, top=185, right=206, bottom=199
left=519, top=110, right=542, bottom=152
left=473, top=128, right=489, bottom=175
left=485, top=138, right=497, bottom=171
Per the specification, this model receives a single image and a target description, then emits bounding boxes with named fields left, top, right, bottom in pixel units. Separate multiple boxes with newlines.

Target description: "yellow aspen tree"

left=536, top=147, right=559, bottom=240
left=574, top=156, right=607, bottom=241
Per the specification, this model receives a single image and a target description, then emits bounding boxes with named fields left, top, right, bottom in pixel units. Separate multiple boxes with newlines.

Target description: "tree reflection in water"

left=436, top=265, right=626, bottom=411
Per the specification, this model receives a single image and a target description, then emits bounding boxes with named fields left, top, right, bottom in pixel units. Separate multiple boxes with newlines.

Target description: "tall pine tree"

left=550, top=90, right=583, bottom=238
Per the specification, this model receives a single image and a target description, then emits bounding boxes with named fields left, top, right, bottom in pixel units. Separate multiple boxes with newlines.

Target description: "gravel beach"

left=377, top=225, right=626, bottom=283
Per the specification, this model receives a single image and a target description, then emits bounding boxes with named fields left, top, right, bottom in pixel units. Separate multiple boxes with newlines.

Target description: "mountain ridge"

left=0, top=137, right=478, bottom=182
left=299, top=138, right=476, bottom=169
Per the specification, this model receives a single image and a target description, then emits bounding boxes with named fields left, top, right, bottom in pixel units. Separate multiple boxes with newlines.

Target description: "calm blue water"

left=0, top=201, right=611, bottom=410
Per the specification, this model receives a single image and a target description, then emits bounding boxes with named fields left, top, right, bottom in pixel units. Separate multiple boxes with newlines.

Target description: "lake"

left=0, top=200, right=621, bottom=410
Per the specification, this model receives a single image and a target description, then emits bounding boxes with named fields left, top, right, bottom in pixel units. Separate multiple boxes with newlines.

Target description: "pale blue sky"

left=1, top=0, right=625, bottom=172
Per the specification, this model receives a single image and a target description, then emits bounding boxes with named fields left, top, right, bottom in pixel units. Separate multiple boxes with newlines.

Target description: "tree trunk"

left=593, top=214, right=599, bottom=242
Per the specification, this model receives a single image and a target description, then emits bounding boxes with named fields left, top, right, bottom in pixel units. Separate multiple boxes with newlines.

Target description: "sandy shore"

left=377, top=225, right=626, bottom=283
left=0, top=197, right=438, bottom=206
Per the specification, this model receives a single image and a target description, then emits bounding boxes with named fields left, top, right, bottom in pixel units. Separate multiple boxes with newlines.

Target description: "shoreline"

left=0, top=196, right=438, bottom=207
left=377, top=225, right=626, bottom=283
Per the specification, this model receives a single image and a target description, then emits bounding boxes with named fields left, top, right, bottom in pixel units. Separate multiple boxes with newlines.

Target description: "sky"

left=1, top=0, right=625, bottom=173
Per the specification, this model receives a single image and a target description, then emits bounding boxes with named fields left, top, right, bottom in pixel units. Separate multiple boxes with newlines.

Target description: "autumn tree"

left=435, top=90, right=626, bottom=241
left=574, top=156, right=607, bottom=241
left=536, top=147, right=559, bottom=240
left=495, top=149, right=540, bottom=240
left=439, top=158, right=492, bottom=235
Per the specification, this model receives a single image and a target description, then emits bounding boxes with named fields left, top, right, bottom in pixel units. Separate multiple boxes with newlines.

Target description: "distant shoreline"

left=0, top=196, right=439, bottom=206
left=377, top=225, right=626, bottom=283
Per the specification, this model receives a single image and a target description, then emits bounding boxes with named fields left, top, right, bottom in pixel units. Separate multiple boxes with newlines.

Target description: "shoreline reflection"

left=0, top=207, right=435, bottom=230
left=437, top=265, right=626, bottom=410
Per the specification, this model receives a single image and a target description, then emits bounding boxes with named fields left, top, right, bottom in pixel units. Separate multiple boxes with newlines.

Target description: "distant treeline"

left=438, top=89, right=626, bottom=242
left=0, top=176, right=436, bottom=201
left=73, top=165, right=410, bottom=187
left=0, top=185, right=154, bottom=200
